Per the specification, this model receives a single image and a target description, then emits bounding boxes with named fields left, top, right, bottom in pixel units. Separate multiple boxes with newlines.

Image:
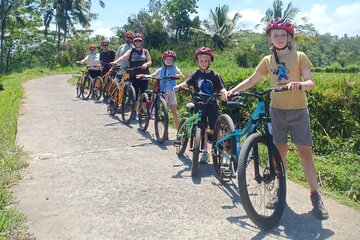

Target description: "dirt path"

left=13, top=75, right=359, bottom=240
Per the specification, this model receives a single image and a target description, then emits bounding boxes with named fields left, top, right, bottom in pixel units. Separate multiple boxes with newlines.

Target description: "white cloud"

left=90, top=20, right=116, bottom=38
left=237, top=8, right=263, bottom=32
left=300, top=3, right=360, bottom=36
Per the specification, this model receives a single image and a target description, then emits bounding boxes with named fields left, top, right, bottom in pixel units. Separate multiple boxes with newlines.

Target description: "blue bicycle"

left=212, top=87, right=287, bottom=229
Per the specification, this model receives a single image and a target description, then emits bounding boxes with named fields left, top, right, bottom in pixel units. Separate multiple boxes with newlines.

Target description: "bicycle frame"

left=215, top=99, right=266, bottom=161
left=214, top=87, right=287, bottom=178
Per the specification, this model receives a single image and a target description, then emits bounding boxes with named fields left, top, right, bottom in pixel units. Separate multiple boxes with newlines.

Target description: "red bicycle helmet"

left=265, top=17, right=294, bottom=36
left=162, top=50, right=177, bottom=60
left=133, top=33, right=144, bottom=41
left=89, top=45, right=97, bottom=50
left=124, top=31, right=134, bottom=39
left=100, top=39, right=109, bottom=46
left=194, top=47, right=214, bottom=61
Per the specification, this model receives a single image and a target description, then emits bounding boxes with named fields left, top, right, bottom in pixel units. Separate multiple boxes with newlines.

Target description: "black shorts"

left=201, top=102, right=218, bottom=130
left=89, top=70, right=102, bottom=79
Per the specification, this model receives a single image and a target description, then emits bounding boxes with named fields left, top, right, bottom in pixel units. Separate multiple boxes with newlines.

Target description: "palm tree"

left=259, top=0, right=299, bottom=24
left=41, top=0, right=105, bottom=50
left=192, top=4, right=241, bottom=50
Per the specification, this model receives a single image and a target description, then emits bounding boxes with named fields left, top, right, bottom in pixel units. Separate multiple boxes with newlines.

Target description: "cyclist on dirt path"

left=76, top=45, right=102, bottom=79
left=137, top=50, right=184, bottom=129
left=110, top=33, right=152, bottom=119
left=227, top=17, right=328, bottom=220
left=174, top=47, right=228, bottom=164
left=99, top=39, right=116, bottom=76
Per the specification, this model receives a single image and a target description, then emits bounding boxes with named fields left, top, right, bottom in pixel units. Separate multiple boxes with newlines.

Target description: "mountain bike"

left=76, top=65, right=92, bottom=100
left=174, top=89, right=219, bottom=177
left=137, top=76, right=172, bottom=144
left=212, top=86, right=288, bottom=229
left=107, top=66, right=138, bottom=124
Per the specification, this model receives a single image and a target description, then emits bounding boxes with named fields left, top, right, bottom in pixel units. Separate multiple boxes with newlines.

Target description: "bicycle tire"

left=212, top=114, right=235, bottom=182
left=191, top=127, right=201, bottom=177
left=93, top=77, right=103, bottom=100
left=175, top=118, right=189, bottom=156
left=154, top=97, right=169, bottom=143
left=108, top=89, right=119, bottom=116
left=76, top=76, right=82, bottom=98
left=82, top=75, right=92, bottom=100
left=103, top=79, right=111, bottom=103
left=237, top=132, right=286, bottom=230
left=121, top=84, right=136, bottom=124
left=138, top=93, right=150, bottom=131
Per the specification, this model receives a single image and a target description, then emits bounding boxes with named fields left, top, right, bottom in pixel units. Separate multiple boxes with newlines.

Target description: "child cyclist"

left=174, top=47, right=228, bottom=163
left=227, top=18, right=328, bottom=220
left=137, top=50, right=184, bottom=129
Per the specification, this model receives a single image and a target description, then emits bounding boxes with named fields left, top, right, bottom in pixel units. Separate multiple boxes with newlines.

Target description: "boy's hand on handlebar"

left=287, top=82, right=302, bottom=91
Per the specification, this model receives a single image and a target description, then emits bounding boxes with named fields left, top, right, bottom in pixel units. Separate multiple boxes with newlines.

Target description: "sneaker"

left=265, top=190, right=278, bottom=209
left=310, top=193, right=329, bottom=220
left=200, top=151, right=210, bottom=164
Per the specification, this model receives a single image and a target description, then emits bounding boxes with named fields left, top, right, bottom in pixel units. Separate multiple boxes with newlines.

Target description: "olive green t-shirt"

left=256, top=51, right=313, bottom=109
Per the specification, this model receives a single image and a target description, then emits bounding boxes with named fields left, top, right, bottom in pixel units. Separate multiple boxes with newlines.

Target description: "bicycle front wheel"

left=212, top=114, right=235, bottom=182
left=237, top=132, right=286, bottom=230
left=82, top=75, right=92, bottom=100
left=191, top=127, right=201, bottom=177
left=175, top=118, right=189, bottom=156
left=93, top=77, right=103, bottom=100
left=154, top=97, right=169, bottom=143
left=138, top=93, right=150, bottom=131
left=76, top=76, right=82, bottom=98
left=108, top=89, right=119, bottom=116
left=121, top=84, right=136, bottom=124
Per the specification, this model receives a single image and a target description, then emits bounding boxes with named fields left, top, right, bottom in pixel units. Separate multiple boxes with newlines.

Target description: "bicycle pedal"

left=173, top=141, right=181, bottom=146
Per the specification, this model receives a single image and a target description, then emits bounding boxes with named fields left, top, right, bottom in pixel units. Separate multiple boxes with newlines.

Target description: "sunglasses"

left=134, top=40, right=142, bottom=42
left=101, top=45, right=109, bottom=47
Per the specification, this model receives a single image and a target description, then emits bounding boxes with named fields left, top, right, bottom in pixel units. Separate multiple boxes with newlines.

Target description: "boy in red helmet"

left=227, top=18, right=328, bottom=220
left=137, top=50, right=184, bottom=129
left=174, top=47, right=228, bottom=163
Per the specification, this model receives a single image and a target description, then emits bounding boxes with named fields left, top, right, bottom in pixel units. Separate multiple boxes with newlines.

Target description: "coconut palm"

left=260, top=0, right=299, bottom=24
left=41, top=0, right=105, bottom=50
left=193, top=4, right=241, bottom=50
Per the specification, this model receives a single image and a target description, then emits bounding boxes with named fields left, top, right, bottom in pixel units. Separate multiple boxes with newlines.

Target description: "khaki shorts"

left=269, top=107, right=314, bottom=146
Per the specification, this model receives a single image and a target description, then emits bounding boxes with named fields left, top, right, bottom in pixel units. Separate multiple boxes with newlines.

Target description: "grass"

left=0, top=67, right=74, bottom=239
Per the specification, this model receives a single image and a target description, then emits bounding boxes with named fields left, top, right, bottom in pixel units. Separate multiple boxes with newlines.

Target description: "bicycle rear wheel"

left=108, top=89, right=119, bottom=116
left=175, top=118, right=189, bottom=156
left=154, top=97, right=169, bottom=143
left=237, top=132, right=286, bottom=230
left=138, top=93, right=150, bottom=131
left=82, top=75, right=92, bottom=100
left=76, top=76, right=82, bottom=98
left=212, top=114, right=235, bottom=182
left=93, top=77, right=103, bottom=100
left=121, top=84, right=136, bottom=124
left=191, top=127, right=201, bottom=177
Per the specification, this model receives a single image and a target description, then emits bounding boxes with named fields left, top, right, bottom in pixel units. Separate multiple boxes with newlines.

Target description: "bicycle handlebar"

left=179, top=88, right=220, bottom=106
left=230, top=86, right=289, bottom=101
left=139, top=76, right=180, bottom=81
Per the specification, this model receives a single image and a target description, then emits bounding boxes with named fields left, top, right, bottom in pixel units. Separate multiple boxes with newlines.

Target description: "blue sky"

left=90, top=0, right=360, bottom=37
